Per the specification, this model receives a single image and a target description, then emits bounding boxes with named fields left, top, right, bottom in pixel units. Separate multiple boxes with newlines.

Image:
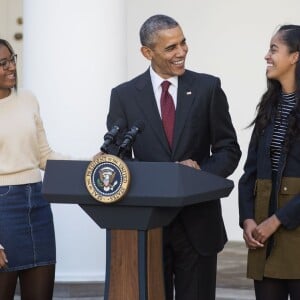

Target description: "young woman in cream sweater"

left=0, top=39, right=67, bottom=300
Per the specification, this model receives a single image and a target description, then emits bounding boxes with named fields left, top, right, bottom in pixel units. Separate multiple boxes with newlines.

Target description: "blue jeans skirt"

left=0, top=182, right=56, bottom=272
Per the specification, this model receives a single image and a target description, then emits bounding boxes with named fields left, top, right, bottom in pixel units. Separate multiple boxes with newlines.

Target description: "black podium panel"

left=43, top=160, right=234, bottom=230
left=43, top=160, right=233, bottom=207
left=81, top=205, right=180, bottom=230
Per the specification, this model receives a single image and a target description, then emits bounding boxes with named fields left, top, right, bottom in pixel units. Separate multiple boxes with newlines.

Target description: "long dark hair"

left=251, top=25, right=300, bottom=147
left=0, top=39, right=18, bottom=90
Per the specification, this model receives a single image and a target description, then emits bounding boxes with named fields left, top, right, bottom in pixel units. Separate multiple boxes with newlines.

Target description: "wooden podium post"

left=43, top=160, right=233, bottom=300
left=105, top=228, right=164, bottom=300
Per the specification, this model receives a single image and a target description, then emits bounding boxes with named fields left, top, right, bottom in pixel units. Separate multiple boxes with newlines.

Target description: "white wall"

left=20, top=0, right=300, bottom=282
left=23, top=0, right=127, bottom=281
left=126, top=0, right=300, bottom=240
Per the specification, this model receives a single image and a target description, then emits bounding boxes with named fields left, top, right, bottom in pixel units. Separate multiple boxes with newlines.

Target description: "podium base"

left=105, top=228, right=165, bottom=300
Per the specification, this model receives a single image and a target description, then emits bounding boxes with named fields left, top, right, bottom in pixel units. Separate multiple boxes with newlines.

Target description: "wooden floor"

left=14, top=241, right=255, bottom=300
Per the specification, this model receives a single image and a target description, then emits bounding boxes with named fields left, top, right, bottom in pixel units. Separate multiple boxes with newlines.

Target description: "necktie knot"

left=161, top=80, right=171, bottom=92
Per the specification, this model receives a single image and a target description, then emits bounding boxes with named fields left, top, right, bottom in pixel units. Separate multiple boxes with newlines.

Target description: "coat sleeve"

left=276, top=195, right=300, bottom=229
left=238, top=128, right=258, bottom=227
left=200, top=78, right=241, bottom=178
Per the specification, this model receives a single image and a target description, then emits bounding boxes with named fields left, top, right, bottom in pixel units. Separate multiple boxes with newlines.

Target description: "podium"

left=43, top=160, right=233, bottom=300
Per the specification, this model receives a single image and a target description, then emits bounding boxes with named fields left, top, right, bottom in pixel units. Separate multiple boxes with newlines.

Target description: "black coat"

left=107, top=68, right=241, bottom=254
left=239, top=115, right=300, bottom=230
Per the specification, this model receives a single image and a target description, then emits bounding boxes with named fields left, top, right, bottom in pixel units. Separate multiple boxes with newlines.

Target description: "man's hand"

left=177, top=159, right=200, bottom=170
left=0, top=248, right=8, bottom=269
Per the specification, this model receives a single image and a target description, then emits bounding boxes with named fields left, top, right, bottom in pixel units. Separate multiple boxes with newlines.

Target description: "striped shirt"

left=270, top=92, right=296, bottom=171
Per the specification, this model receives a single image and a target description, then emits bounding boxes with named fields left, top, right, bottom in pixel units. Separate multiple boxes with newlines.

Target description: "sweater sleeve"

left=34, top=101, right=70, bottom=170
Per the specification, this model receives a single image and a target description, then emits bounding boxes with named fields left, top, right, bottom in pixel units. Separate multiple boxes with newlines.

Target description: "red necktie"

left=160, top=81, right=175, bottom=148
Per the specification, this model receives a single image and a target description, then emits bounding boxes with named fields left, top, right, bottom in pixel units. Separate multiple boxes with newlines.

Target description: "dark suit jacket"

left=107, top=68, right=241, bottom=255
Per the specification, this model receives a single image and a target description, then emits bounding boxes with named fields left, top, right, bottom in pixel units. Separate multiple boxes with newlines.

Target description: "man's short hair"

left=139, top=14, right=179, bottom=48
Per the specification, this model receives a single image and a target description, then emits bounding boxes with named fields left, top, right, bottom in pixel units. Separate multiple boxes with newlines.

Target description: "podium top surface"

left=42, top=160, right=234, bottom=207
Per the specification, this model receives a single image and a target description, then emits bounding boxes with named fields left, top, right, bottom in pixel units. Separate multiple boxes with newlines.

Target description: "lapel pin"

left=186, top=91, right=192, bottom=95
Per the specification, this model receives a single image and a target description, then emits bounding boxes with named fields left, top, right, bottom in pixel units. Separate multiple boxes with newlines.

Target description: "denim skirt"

left=0, top=182, right=56, bottom=272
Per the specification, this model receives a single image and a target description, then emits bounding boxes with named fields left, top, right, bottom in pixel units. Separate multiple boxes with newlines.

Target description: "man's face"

left=142, top=26, right=188, bottom=79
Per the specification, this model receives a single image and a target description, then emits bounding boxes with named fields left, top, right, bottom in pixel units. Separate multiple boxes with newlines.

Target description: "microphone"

left=100, top=119, right=126, bottom=153
left=118, top=120, right=145, bottom=158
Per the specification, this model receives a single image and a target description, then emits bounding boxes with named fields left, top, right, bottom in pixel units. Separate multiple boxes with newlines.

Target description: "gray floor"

left=14, top=241, right=255, bottom=300
left=216, top=241, right=255, bottom=300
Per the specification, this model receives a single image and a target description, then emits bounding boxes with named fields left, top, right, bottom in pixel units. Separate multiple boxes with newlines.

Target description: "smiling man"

left=106, top=14, right=241, bottom=300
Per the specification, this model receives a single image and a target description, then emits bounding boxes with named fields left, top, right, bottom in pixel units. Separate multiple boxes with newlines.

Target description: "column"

left=23, top=0, right=127, bottom=282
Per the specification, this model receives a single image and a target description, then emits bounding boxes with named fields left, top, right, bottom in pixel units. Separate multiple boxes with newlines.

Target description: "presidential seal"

left=85, top=154, right=130, bottom=203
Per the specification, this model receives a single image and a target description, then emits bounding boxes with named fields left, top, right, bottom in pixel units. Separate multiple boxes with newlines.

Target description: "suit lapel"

left=134, top=70, right=171, bottom=153
left=172, top=72, right=196, bottom=155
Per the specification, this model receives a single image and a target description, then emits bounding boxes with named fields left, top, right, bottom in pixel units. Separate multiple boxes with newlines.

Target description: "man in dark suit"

left=106, top=14, right=241, bottom=300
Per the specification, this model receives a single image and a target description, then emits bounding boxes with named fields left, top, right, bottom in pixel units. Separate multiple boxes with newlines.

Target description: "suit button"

left=283, top=186, right=288, bottom=192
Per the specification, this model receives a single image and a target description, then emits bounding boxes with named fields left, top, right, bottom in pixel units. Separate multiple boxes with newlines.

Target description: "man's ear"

left=141, top=46, right=152, bottom=61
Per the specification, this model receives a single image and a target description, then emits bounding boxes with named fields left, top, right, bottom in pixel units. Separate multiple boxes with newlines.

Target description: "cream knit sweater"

left=0, top=89, right=67, bottom=185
